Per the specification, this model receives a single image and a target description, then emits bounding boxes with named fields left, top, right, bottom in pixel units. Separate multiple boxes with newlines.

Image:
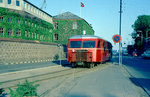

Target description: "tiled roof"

left=53, top=12, right=82, bottom=19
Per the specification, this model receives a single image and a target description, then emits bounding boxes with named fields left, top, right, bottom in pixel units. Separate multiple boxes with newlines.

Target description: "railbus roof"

left=69, top=35, right=111, bottom=44
left=69, top=35, right=102, bottom=39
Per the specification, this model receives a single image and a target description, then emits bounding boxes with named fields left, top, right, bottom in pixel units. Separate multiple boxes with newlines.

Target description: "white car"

left=142, top=49, right=150, bottom=58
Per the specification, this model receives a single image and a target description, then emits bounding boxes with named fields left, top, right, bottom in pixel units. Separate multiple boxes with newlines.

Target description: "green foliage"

left=54, top=54, right=59, bottom=60
left=0, top=83, right=7, bottom=97
left=0, top=7, right=94, bottom=45
left=9, top=80, right=39, bottom=97
left=132, top=15, right=150, bottom=51
left=132, top=15, right=150, bottom=33
left=0, top=88, right=5, bottom=96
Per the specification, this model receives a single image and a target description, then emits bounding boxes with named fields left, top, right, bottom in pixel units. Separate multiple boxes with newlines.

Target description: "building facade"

left=53, top=12, right=94, bottom=45
left=0, top=0, right=94, bottom=44
left=0, top=0, right=95, bottom=65
left=0, top=0, right=53, bottom=42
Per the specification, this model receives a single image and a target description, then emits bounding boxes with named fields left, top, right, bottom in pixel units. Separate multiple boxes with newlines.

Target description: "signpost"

left=113, top=35, right=121, bottom=43
left=113, top=34, right=122, bottom=65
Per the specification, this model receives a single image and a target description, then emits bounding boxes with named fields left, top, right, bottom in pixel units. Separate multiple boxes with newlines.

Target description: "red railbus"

left=67, top=35, right=112, bottom=68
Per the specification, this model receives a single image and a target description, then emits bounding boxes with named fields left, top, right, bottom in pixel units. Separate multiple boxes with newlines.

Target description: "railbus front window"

left=70, top=41, right=81, bottom=48
left=82, top=41, right=95, bottom=48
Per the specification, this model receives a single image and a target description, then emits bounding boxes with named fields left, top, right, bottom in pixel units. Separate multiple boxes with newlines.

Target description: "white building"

left=0, top=0, right=53, bottom=24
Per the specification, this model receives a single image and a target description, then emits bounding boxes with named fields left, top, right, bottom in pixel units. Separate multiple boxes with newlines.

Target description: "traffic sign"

left=112, top=35, right=121, bottom=43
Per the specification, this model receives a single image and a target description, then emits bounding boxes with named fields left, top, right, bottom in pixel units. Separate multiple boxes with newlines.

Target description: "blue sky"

left=29, top=0, right=150, bottom=50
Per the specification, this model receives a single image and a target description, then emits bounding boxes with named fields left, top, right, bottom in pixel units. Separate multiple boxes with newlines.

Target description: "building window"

left=54, top=33, right=58, bottom=41
left=30, top=5, right=32, bottom=11
left=28, top=22, right=30, bottom=26
left=0, top=27, right=4, bottom=36
left=24, top=2, right=26, bottom=8
left=25, top=30, right=27, bottom=37
left=28, top=32, right=30, bottom=37
left=37, top=34, right=39, bottom=39
left=16, top=29, right=21, bottom=37
left=8, top=17, right=12, bottom=23
left=32, top=32, right=33, bottom=38
left=54, top=22, right=58, bottom=29
left=27, top=4, right=29, bottom=10
left=25, top=20, right=27, bottom=25
left=40, top=35, right=43, bottom=40
left=8, top=0, right=11, bottom=4
left=35, top=33, right=36, bottom=39
left=16, top=0, right=20, bottom=6
left=17, top=18, right=20, bottom=24
left=0, top=0, right=3, bottom=3
left=73, top=22, right=77, bottom=29
left=0, top=16, right=3, bottom=22
left=8, top=29, right=12, bottom=36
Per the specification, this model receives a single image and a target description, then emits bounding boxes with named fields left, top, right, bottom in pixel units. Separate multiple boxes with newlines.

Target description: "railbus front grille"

left=76, top=52, right=87, bottom=61
left=71, top=50, right=92, bottom=62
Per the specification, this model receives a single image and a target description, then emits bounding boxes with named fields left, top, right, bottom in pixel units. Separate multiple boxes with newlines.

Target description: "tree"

left=132, top=15, right=150, bottom=54
left=132, top=15, right=150, bottom=34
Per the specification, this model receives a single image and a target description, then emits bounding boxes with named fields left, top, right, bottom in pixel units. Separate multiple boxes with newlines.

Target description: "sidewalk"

left=45, top=63, right=148, bottom=97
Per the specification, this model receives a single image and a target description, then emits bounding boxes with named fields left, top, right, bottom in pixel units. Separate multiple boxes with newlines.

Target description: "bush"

left=9, top=80, right=39, bottom=97
left=0, top=83, right=7, bottom=97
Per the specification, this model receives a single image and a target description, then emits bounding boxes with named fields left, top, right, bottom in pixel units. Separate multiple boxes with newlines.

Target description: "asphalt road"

left=1, top=56, right=150, bottom=97
left=46, top=60, right=148, bottom=97
left=113, top=55, right=150, bottom=96
left=0, top=60, right=70, bottom=74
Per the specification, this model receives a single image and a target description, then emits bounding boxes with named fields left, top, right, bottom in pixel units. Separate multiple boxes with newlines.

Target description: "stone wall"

left=0, top=38, right=67, bottom=65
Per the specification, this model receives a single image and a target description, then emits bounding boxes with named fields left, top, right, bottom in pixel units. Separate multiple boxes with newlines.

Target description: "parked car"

left=142, top=49, right=150, bottom=58
left=132, top=51, right=137, bottom=57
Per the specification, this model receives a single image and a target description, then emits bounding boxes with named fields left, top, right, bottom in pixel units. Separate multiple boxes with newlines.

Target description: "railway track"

left=0, top=66, right=87, bottom=90
left=0, top=62, right=111, bottom=96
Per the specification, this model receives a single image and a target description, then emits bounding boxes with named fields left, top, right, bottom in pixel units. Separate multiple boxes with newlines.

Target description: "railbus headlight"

left=72, top=49, right=75, bottom=52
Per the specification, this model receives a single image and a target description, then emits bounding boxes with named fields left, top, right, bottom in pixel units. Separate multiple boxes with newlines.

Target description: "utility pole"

left=119, top=0, right=122, bottom=65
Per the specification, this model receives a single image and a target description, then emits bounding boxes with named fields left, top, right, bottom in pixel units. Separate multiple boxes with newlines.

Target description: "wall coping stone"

left=0, top=37, right=58, bottom=45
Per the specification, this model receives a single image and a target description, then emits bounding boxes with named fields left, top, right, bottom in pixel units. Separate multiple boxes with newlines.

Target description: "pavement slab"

left=47, top=64, right=148, bottom=97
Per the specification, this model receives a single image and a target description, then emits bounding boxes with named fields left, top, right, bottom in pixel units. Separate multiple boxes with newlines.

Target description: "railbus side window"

left=103, top=42, right=105, bottom=51
left=98, top=40, right=101, bottom=48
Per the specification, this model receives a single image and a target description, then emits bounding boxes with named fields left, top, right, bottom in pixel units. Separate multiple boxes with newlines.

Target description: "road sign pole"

left=119, top=0, right=122, bottom=66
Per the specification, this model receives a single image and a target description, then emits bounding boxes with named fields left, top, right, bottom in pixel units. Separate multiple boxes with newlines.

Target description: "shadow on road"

left=66, top=93, right=117, bottom=97
left=52, top=60, right=72, bottom=67
left=129, top=77, right=150, bottom=92
left=66, top=94, right=90, bottom=97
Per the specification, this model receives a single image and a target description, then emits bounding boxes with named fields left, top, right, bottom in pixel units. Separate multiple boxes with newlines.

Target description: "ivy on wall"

left=0, top=7, right=94, bottom=45
left=0, top=7, right=53, bottom=42
left=53, top=19, right=94, bottom=45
